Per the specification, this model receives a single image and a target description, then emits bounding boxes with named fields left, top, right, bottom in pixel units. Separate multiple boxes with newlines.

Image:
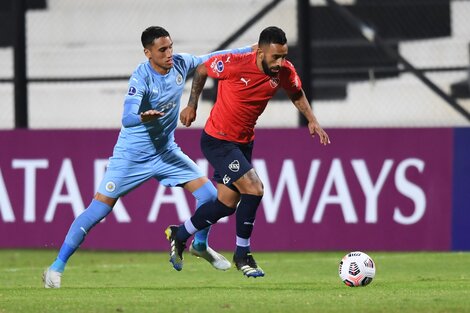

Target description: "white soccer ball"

left=338, top=251, right=376, bottom=287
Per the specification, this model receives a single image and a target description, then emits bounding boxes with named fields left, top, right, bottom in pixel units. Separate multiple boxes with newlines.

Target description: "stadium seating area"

left=0, top=0, right=469, bottom=128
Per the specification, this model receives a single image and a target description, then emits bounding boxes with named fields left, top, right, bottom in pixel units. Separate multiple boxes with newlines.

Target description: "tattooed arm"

left=180, top=64, right=209, bottom=127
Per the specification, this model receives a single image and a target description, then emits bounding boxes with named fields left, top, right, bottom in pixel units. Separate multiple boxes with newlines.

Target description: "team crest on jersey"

left=105, top=181, right=116, bottom=193
left=128, top=86, right=137, bottom=96
left=216, top=60, right=224, bottom=72
left=269, top=78, right=280, bottom=88
left=175, top=73, right=183, bottom=85
left=228, top=160, right=240, bottom=172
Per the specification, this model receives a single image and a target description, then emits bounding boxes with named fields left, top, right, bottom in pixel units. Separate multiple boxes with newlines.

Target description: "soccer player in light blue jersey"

left=43, top=26, right=254, bottom=288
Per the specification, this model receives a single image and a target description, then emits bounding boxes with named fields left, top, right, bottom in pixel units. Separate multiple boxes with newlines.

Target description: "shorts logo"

left=223, top=175, right=231, bottom=185
left=216, top=60, right=224, bottom=72
left=105, top=181, right=116, bottom=193
left=128, top=86, right=137, bottom=96
left=176, top=73, right=183, bottom=85
left=228, top=160, right=240, bottom=172
left=269, top=78, right=280, bottom=88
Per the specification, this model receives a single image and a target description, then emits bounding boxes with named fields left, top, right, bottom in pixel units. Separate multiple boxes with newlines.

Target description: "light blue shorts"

left=97, top=145, right=203, bottom=198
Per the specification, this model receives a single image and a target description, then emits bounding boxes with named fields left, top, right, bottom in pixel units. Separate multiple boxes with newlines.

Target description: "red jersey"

left=203, top=52, right=302, bottom=143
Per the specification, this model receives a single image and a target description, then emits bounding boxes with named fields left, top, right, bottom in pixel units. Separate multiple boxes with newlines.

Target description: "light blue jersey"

left=118, top=53, right=201, bottom=156
left=98, top=48, right=251, bottom=198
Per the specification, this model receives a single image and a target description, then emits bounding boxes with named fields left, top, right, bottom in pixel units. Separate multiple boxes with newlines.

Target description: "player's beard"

left=261, top=59, right=280, bottom=77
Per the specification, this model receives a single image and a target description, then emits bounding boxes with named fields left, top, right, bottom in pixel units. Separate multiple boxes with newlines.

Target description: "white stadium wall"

left=0, top=0, right=469, bottom=129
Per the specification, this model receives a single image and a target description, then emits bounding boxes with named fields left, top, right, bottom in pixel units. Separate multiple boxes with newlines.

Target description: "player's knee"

left=254, top=181, right=264, bottom=196
left=238, top=170, right=264, bottom=195
left=239, top=180, right=264, bottom=196
left=249, top=176, right=264, bottom=194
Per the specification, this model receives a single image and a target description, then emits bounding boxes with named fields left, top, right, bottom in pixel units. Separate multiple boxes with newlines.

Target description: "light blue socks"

left=50, top=199, right=112, bottom=272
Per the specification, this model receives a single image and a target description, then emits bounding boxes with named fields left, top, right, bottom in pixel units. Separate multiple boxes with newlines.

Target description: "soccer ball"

left=338, top=251, right=376, bottom=287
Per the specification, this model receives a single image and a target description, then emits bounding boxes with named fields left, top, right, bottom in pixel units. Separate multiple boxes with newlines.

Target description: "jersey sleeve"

left=281, top=60, right=302, bottom=94
left=179, top=53, right=203, bottom=73
left=197, top=45, right=251, bottom=64
left=203, top=53, right=233, bottom=80
left=180, top=45, right=252, bottom=73
left=121, top=72, right=148, bottom=127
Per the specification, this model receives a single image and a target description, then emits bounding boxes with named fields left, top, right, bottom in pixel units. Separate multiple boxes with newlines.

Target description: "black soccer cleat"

left=165, top=225, right=186, bottom=271
left=233, top=253, right=265, bottom=278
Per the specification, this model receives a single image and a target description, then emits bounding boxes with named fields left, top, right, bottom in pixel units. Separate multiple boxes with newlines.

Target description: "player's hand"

left=308, top=121, right=331, bottom=145
left=140, top=110, right=164, bottom=123
left=180, top=106, right=196, bottom=127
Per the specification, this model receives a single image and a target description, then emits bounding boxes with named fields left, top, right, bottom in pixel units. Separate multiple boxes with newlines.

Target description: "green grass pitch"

left=1, top=250, right=470, bottom=313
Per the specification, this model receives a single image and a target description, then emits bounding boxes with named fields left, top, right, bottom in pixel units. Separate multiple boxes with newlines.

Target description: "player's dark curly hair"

left=141, top=26, right=170, bottom=48
left=258, top=26, right=287, bottom=46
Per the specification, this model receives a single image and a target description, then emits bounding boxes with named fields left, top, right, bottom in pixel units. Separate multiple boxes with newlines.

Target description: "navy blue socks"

left=235, top=194, right=262, bottom=257
left=191, top=181, right=217, bottom=248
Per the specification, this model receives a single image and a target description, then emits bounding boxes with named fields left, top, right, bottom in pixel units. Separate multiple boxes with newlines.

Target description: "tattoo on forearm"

left=188, top=71, right=208, bottom=108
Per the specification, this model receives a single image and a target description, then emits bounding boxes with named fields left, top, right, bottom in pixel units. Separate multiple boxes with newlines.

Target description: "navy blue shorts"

left=200, top=130, right=254, bottom=189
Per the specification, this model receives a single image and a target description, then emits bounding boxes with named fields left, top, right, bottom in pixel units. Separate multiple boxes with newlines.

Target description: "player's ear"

left=256, top=47, right=264, bottom=60
left=144, top=48, right=151, bottom=59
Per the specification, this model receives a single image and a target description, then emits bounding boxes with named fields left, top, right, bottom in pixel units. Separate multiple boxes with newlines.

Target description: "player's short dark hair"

left=258, top=26, right=287, bottom=46
left=141, top=26, right=170, bottom=48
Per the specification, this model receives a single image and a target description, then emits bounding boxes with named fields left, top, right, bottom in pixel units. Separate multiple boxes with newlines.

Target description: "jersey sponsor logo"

left=216, top=60, right=224, bottom=72
left=240, top=77, right=251, bottom=86
left=128, top=86, right=137, bottom=96
left=159, top=101, right=177, bottom=112
left=228, top=160, right=240, bottom=172
left=176, top=73, right=183, bottom=85
left=105, top=181, right=116, bottom=193
left=223, top=174, right=231, bottom=185
left=269, top=78, right=280, bottom=88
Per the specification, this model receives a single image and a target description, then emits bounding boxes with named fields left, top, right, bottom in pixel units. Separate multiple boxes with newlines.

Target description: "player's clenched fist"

left=180, top=106, right=197, bottom=127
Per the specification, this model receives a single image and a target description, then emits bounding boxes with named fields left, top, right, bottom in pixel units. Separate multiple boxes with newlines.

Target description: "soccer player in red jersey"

left=165, top=26, right=330, bottom=277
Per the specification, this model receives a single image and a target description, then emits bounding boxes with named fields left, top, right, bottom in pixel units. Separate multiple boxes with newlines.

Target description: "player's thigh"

left=201, top=132, right=253, bottom=188
left=97, top=155, right=154, bottom=198
left=155, top=147, right=205, bottom=187
left=232, top=168, right=263, bottom=195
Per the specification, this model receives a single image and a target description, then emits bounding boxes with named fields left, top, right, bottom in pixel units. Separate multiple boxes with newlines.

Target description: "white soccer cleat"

left=189, top=240, right=231, bottom=271
left=43, top=268, right=62, bottom=288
